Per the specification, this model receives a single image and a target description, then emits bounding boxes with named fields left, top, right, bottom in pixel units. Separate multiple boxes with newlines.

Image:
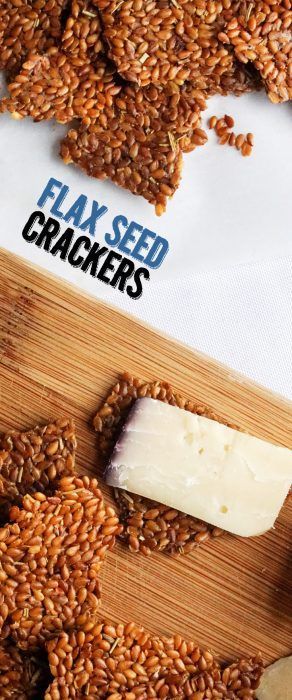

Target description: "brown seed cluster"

left=0, top=418, right=76, bottom=509
left=0, top=475, right=122, bottom=649
left=0, top=640, right=50, bottom=699
left=0, top=0, right=68, bottom=73
left=93, top=372, right=241, bottom=556
left=61, top=82, right=208, bottom=214
left=44, top=622, right=263, bottom=699
left=91, top=0, right=260, bottom=97
left=61, top=0, right=103, bottom=62
left=0, top=0, right=265, bottom=213
left=209, top=114, right=254, bottom=156
left=2, top=51, right=121, bottom=123
left=93, top=0, right=235, bottom=88
left=220, top=0, right=292, bottom=103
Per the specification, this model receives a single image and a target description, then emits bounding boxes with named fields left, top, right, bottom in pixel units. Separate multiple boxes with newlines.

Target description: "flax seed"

left=219, top=132, right=230, bottom=144
left=209, top=115, right=217, bottom=129
left=216, top=117, right=227, bottom=132
left=241, top=141, right=253, bottom=157
left=224, top=114, right=235, bottom=127
left=236, top=133, right=245, bottom=150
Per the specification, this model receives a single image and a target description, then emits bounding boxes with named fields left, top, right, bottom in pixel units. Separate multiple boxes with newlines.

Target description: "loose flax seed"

left=210, top=115, right=254, bottom=156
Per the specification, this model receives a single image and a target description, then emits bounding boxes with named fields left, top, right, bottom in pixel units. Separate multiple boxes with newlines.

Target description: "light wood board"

left=0, top=249, right=291, bottom=666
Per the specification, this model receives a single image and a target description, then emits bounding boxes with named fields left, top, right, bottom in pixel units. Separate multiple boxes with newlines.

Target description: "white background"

left=0, top=74, right=291, bottom=399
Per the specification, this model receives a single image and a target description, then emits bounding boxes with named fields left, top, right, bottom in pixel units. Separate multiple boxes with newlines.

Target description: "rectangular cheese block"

left=105, top=397, right=292, bottom=537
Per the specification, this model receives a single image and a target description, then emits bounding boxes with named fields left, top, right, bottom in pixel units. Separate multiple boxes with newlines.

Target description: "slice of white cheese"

left=256, top=656, right=292, bottom=700
left=105, top=397, right=292, bottom=537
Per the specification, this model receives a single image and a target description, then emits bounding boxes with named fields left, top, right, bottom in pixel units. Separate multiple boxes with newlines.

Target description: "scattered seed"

left=224, top=114, right=235, bottom=128
left=241, top=141, right=253, bottom=157
left=216, top=118, right=227, bottom=132
left=209, top=116, right=217, bottom=129
left=219, top=132, right=230, bottom=145
left=236, top=133, right=245, bottom=150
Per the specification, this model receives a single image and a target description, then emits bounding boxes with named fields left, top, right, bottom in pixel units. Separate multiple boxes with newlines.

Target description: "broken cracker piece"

left=61, top=81, right=207, bottom=214
left=93, top=0, right=235, bottom=90
left=1, top=52, right=120, bottom=123
left=222, top=1, right=292, bottom=103
left=45, top=622, right=263, bottom=699
left=0, top=0, right=68, bottom=73
left=0, top=475, right=122, bottom=649
left=0, top=418, right=76, bottom=508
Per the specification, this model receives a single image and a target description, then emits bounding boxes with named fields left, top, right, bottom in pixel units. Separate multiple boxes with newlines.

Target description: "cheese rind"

left=256, top=656, right=292, bottom=700
left=105, top=398, right=292, bottom=537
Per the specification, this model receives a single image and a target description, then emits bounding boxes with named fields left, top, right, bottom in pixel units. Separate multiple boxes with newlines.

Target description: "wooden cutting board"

left=0, top=248, right=291, bottom=667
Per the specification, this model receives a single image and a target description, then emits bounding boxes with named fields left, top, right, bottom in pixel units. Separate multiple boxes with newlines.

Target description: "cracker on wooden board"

left=0, top=475, right=122, bottom=650
left=93, top=372, right=242, bottom=556
left=45, top=622, right=263, bottom=699
left=0, top=418, right=76, bottom=511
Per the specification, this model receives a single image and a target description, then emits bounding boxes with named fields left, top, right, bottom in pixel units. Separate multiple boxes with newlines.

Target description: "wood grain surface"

left=0, top=248, right=291, bottom=666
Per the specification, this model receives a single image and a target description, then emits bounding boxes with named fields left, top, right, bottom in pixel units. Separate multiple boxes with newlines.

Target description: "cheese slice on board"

left=105, top=398, right=292, bottom=537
